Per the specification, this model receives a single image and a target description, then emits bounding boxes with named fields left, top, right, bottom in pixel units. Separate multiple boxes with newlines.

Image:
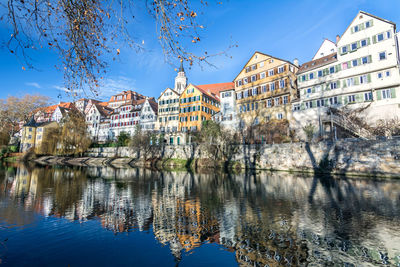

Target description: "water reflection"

left=1, top=163, right=400, bottom=266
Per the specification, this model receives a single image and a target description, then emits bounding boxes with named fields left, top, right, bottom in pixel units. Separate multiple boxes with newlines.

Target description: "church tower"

left=174, top=60, right=187, bottom=94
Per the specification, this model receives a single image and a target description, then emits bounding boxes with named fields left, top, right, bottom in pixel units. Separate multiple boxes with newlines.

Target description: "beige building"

left=234, top=52, right=299, bottom=128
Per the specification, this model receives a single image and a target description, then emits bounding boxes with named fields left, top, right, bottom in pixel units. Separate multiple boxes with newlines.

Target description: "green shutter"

left=335, top=65, right=339, bottom=72
left=354, top=78, right=360, bottom=86
left=337, top=64, right=342, bottom=71
left=337, top=97, right=342, bottom=105
left=357, top=41, right=361, bottom=48
left=312, top=100, right=317, bottom=107
left=367, top=38, right=371, bottom=45
left=377, top=90, right=382, bottom=100
left=372, top=35, right=377, bottom=44
left=360, top=23, right=365, bottom=30
left=391, top=88, right=397, bottom=98
left=344, top=96, right=348, bottom=105
left=370, top=19, right=374, bottom=27
left=351, top=27, right=354, bottom=34
left=355, top=94, right=361, bottom=102
left=367, top=74, right=371, bottom=83
left=347, top=61, right=352, bottom=69
left=312, top=87, right=315, bottom=93
left=357, top=58, right=362, bottom=65
left=300, top=103, right=305, bottom=110
left=325, top=99, right=329, bottom=106
left=368, top=55, right=372, bottom=63
left=343, top=80, right=347, bottom=88
left=303, top=89, right=306, bottom=95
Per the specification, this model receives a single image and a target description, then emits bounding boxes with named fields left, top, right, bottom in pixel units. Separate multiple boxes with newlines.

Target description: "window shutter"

left=347, top=61, right=352, bottom=69
left=367, top=38, right=371, bottom=45
left=344, top=97, right=348, bottom=105
left=335, top=65, right=339, bottom=72
left=324, top=99, right=329, bottom=106
left=300, top=103, right=305, bottom=110
left=355, top=94, right=361, bottom=102
left=360, top=23, right=365, bottom=30
left=312, top=87, right=315, bottom=93
left=357, top=59, right=362, bottom=65
left=337, top=97, right=342, bottom=105
left=303, top=89, right=306, bottom=95
left=377, top=90, right=382, bottom=100
left=326, top=84, right=330, bottom=90
left=368, top=55, right=372, bottom=63
left=284, top=65, right=287, bottom=72
left=357, top=41, right=361, bottom=48
left=343, top=80, right=347, bottom=88
left=370, top=20, right=374, bottom=27
left=312, top=100, right=317, bottom=107
left=391, top=88, right=397, bottom=98
left=351, top=27, right=354, bottom=34
left=354, top=78, right=360, bottom=86
left=372, top=35, right=377, bottom=44
left=367, top=74, right=371, bottom=83
left=275, top=81, right=279, bottom=89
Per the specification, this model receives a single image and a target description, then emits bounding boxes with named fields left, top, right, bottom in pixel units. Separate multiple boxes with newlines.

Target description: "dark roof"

left=23, top=116, right=37, bottom=127
left=297, top=52, right=338, bottom=74
left=179, top=60, right=184, bottom=73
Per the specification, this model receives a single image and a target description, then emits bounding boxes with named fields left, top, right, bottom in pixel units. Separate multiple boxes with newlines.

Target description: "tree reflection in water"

left=0, top=163, right=400, bottom=266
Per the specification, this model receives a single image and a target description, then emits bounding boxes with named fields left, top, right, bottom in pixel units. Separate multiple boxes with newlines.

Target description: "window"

left=386, top=71, right=391, bottom=77
left=387, top=31, right=392, bottom=39
left=244, top=91, right=248, bottom=98
left=260, top=72, right=266, bottom=79
left=277, top=113, right=283, bottom=120
left=379, top=51, right=386, bottom=60
left=251, top=75, right=256, bottom=82
left=329, top=67, right=335, bottom=74
left=309, top=73, right=314, bottom=79
left=365, top=21, right=371, bottom=28
left=301, top=75, right=306, bottom=81
left=267, top=99, right=272, bottom=107
left=361, top=39, right=367, bottom=47
left=252, top=65, right=256, bottom=70
left=377, top=33, right=384, bottom=42
left=329, top=96, right=338, bottom=105
left=377, top=72, right=383, bottom=79
left=348, top=95, right=356, bottom=103
left=354, top=25, right=359, bottom=33
left=351, top=42, right=357, bottom=50
left=352, top=59, right=358, bottom=67
left=244, top=78, right=248, bottom=84
left=364, top=92, right=373, bottom=101
left=382, top=89, right=392, bottom=99
left=330, top=82, right=337, bottom=90
left=283, top=95, right=289, bottom=104
left=307, top=88, right=312, bottom=94
left=259, top=61, right=264, bottom=68
left=318, top=70, right=323, bottom=77
left=261, top=84, right=267, bottom=93
left=270, top=82, right=275, bottom=91
left=252, top=87, right=257, bottom=96
left=268, top=69, right=274, bottom=76
left=342, top=46, right=348, bottom=54
left=274, top=97, right=280, bottom=106
left=245, top=67, right=250, bottom=72
left=362, top=56, right=369, bottom=64
left=360, top=75, right=367, bottom=84
left=342, top=62, right=348, bottom=70
left=279, top=79, right=285, bottom=89
left=238, top=80, right=242, bottom=86
left=278, top=66, right=284, bottom=73
left=293, top=104, right=300, bottom=111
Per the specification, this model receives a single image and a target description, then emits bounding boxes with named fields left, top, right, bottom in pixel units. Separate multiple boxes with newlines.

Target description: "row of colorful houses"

left=20, top=11, right=400, bottom=150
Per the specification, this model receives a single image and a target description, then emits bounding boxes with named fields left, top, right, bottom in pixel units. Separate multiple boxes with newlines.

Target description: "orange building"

left=178, top=83, right=234, bottom=132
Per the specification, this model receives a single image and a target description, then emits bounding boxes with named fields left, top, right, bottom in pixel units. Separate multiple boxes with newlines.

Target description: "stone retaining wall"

left=83, top=139, right=400, bottom=177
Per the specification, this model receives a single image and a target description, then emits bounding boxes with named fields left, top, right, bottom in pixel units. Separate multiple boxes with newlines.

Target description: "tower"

left=174, top=60, right=187, bottom=94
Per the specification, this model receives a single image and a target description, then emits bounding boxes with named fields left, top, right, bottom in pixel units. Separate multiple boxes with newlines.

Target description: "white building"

left=140, top=98, right=158, bottom=131
left=211, top=88, right=238, bottom=130
left=86, top=103, right=113, bottom=142
left=109, top=99, right=144, bottom=139
left=293, top=11, right=400, bottom=139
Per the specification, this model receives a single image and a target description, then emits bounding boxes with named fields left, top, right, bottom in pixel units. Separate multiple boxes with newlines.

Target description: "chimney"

left=293, top=58, right=299, bottom=67
left=336, top=35, right=340, bottom=44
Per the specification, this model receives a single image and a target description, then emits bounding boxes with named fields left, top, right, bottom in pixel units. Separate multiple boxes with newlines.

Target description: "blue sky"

left=0, top=0, right=399, bottom=103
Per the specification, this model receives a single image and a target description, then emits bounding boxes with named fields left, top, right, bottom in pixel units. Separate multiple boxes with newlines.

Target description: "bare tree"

left=1, top=0, right=233, bottom=96
left=0, top=94, right=49, bottom=137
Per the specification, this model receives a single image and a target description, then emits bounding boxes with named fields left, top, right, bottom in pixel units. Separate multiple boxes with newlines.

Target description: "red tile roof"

left=194, top=82, right=234, bottom=101
left=297, top=53, right=338, bottom=74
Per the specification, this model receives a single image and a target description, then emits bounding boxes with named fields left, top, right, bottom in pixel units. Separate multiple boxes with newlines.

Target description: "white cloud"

left=25, top=82, right=41, bottom=88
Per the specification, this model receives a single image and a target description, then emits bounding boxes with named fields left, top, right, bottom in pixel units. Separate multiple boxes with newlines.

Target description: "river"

left=0, top=163, right=399, bottom=266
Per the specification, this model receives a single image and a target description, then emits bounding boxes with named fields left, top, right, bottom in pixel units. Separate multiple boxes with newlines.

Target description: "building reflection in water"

left=1, top=163, right=400, bottom=266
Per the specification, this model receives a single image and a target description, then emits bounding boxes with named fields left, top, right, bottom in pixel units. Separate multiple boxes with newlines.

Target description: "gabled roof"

left=312, top=39, right=336, bottom=60
left=146, top=98, right=158, bottom=114
left=233, top=51, right=296, bottom=81
left=95, top=104, right=113, bottom=117
left=158, top=87, right=179, bottom=99
left=338, top=11, right=397, bottom=43
left=23, top=116, right=37, bottom=127
left=297, top=52, right=338, bottom=74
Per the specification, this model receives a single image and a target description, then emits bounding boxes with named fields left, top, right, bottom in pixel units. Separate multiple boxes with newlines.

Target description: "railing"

left=323, top=113, right=373, bottom=139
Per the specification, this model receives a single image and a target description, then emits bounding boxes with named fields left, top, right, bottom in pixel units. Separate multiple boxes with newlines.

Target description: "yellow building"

left=20, top=116, right=58, bottom=153
left=178, top=83, right=234, bottom=132
left=234, top=52, right=299, bottom=127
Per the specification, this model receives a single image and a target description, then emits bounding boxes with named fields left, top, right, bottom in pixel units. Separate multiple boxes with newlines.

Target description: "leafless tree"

left=1, top=0, right=234, bottom=96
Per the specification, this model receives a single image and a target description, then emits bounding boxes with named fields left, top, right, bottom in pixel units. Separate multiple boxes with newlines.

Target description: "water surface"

left=0, top=163, right=399, bottom=266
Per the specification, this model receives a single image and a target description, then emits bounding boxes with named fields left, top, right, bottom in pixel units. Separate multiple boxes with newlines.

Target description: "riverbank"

left=23, top=138, right=400, bottom=178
